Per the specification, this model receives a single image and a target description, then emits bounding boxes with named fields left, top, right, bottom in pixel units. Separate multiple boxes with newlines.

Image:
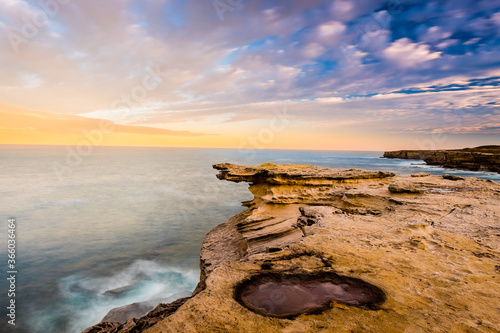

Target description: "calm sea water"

left=1, top=146, right=498, bottom=333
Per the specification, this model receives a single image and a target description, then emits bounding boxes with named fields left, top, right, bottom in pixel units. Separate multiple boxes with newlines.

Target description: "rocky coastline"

left=85, top=163, right=500, bottom=333
left=383, top=145, right=500, bottom=173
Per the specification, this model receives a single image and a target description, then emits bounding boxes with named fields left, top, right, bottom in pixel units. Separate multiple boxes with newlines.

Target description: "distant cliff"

left=383, top=146, right=500, bottom=173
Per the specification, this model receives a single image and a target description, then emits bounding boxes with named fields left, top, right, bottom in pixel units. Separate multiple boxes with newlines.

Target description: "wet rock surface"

left=83, top=281, right=206, bottom=333
left=85, top=163, right=500, bottom=333
left=442, top=174, right=465, bottom=181
left=100, top=291, right=191, bottom=324
left=235, top=272, right=385, bottom=318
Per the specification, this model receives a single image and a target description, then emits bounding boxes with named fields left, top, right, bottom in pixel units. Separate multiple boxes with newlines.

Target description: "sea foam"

left=29, top=260, right=198, bottom=333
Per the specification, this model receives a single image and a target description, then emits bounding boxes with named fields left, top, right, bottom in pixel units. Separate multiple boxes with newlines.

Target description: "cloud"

left=0, top=0, right=499, bottom=148
left=0, top=101, right=206, bottom=146
left=302, top=43, right=326, bottom=59
left=420, top=26, right=452, bottom=43
left=316, top=97, right=344, bottom=104
left=89, top=75, right=499, bottom=139
left=329, top=0, right=354, bottom=21
left=314, top=21, right=346, bottom=46
left=492, top=12, right=500, bottom=33
left=383, top=38, right=441, bottom=68
left=329, top=0, right=386, bottom=22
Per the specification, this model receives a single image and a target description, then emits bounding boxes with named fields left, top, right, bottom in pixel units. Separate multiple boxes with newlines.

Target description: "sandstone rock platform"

left=85, top=163, right=500, bottom=333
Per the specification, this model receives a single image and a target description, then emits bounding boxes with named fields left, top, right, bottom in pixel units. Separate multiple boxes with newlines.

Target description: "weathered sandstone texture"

left=383, top=145, right=500, bottom=173
left=85, top=163, right=500, bottom=333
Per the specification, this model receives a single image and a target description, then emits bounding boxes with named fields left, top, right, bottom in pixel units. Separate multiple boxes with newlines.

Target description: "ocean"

left=1, top=145, right=498, bottom=333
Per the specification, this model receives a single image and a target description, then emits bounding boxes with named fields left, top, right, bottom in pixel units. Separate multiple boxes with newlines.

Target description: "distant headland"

left=383, top=145, right=500, bottom=173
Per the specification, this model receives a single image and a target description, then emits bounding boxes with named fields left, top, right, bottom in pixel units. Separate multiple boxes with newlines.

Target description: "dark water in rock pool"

left=0, top=145, right=498, bottom=332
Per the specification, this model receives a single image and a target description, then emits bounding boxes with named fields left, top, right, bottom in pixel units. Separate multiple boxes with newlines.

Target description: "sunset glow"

left=1, top=0, right=499, bottom=150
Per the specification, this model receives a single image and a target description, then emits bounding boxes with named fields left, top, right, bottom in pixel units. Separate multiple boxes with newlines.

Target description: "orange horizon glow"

left=0, top=101, right=496, bottom=152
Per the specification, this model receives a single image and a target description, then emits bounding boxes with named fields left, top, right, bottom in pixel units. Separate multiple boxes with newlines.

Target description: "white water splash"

left=30, top=260, right=198, bottom=333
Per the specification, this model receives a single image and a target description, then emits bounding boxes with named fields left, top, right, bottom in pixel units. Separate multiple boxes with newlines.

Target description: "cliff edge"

left=383, top=145, right=500, bottom=173
left=85, top=163, right=500, bottom=333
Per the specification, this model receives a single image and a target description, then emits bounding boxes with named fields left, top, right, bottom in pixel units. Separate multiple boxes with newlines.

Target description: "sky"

left=0, top=0, right=499, bottom=150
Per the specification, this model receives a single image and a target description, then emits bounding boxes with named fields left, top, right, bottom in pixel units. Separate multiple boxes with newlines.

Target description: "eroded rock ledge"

left=215, top=162, right=396, bottom=184
left=85, top=163, right=500, bottom=333
left=383, top=145, right=500, bottom=173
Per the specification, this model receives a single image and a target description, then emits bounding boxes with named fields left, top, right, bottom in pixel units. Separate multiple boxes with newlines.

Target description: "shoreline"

left=85, top=163, right=500, bottom=332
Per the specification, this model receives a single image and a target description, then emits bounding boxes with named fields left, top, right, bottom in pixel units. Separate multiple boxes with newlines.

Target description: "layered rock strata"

left=85, top=163, right=500, bottom=333
left=383, top=145, right=500, bottom=173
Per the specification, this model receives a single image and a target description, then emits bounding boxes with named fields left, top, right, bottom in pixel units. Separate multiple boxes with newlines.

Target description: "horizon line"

left=0, top=143, right=486, bottom=153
